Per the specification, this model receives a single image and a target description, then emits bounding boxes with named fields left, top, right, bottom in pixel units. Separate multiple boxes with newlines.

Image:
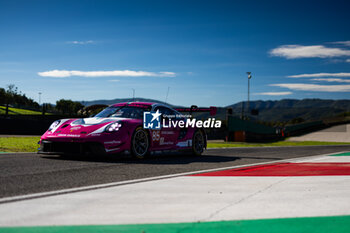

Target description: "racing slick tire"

left=192, top=129, right=205, bottom=156
left=131, top=127, right=150, bottom=159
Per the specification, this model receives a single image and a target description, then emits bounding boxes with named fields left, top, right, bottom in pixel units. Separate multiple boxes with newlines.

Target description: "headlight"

left=48, top=120, right=61, bottom=131
left=105, top=122, right=122, bottom=132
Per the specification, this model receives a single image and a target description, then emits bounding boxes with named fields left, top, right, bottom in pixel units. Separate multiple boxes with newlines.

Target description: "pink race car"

left=38, top=102, right=207, bottom=158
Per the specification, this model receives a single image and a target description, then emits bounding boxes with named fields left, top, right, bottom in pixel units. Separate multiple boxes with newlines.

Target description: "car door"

left=152, top=106, right=180, bottom=150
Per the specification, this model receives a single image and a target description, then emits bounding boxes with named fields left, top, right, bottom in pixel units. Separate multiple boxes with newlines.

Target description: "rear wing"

left=175, top=105, right=217, bottom=116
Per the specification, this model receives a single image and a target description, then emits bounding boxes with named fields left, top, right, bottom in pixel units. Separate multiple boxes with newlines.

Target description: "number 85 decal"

left=152, top=131, right=160, bottom=141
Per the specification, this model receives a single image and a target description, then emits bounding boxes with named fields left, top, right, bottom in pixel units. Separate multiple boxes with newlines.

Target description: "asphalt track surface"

left=1, top=145, right=350, bottom=198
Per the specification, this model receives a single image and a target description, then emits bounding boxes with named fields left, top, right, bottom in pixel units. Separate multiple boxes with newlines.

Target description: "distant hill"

left=227, top=99, right=350, bottom=110
left=80, top=98, right=179, bottom=107
left=227, top=99, right=350, bottom=122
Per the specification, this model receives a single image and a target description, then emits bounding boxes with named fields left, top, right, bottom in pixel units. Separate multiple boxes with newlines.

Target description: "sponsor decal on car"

left=159, top=138, right=174, bottom=145
left=70, top=126, right=81, bottom=131
left=161, top=131, right=175, bottom=135
left=57, top=134, right=81, bottom=137
left=104, top=140, right=122, bottom=144
left=176, top=140, right=192, bottom=147
left=105, top=148, right=120, bottom=152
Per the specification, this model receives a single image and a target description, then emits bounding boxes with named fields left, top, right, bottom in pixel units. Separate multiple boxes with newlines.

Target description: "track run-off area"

left=1, top=145, right=350, bottom=232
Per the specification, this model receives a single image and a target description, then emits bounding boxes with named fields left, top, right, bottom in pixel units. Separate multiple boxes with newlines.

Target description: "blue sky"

left=1, top=0, right=350, bottom=107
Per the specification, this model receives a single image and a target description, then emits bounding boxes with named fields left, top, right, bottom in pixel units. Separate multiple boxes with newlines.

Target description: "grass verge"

left=0, top=106, right=43, bottom=115
left=207, top=140, right=350, bottom=148
left=0, top=137, right=349, bottom=153
left=0, top=137, right=40, bottom=152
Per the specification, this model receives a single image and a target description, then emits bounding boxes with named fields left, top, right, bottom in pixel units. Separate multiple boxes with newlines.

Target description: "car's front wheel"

left=131, top=127, right=149, bottom=159
left=192, top=130, right=205, bottom=156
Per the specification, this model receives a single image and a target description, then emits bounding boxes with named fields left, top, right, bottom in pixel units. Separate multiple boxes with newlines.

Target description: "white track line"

left=0, top=152, right=35, bottom=155
left=0, top=151, right=348, bottom=204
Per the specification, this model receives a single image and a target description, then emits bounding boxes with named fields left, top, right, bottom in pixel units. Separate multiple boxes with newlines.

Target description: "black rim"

left=133, top=130, right=148, bottom=157
left=194, top=131, right=204, bottom=153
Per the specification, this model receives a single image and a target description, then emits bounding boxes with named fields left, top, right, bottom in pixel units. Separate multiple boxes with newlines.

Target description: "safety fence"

left=226, top=116, right=332, bottom=142
left=0, top=115, right=77, bottom=135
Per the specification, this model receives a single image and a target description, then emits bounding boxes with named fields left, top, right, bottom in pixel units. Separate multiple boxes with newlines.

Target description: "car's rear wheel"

left=192, top=130, right=205, bottom=156
left=131, top=127, right=149, bottom=159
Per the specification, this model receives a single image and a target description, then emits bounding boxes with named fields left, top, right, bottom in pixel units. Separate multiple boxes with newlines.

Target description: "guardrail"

left=0, top=115, right=79, bottom=135
left=226, top=116, right=344, bottom=142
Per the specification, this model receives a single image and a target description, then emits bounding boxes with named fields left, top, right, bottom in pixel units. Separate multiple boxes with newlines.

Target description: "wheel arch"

left=129, top=125, right=152, bottom=151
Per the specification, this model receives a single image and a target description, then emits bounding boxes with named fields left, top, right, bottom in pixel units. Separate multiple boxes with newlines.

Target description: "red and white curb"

left=0, top=152, right=350, bottom=227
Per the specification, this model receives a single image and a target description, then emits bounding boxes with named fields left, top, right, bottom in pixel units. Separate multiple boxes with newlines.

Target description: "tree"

left=43, top=103, right=55, bottom=113
left=3, top=84, right=18, bottom=115
left=0, top=88, right=6, bottom=105
left=56, top=99, right=84, bottom=115
left=0, top=85, right=41, bottom=115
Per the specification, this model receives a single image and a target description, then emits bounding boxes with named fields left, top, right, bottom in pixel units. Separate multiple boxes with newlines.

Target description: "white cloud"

left=331, top=41, right=350, bottom=46
left=270, top=45, right=350, bottom=59
left=288, top=72, right=350, bottom=78
left=270, top=83, right=350, bottom=92
left=347, top=59, right=350, bottom=63
left=311, top=78, right=350, bottom=83
left=108, top=79, right=120, bottom=82
left=255, top=92, right=292, bottom=96
left=38, top=70, right=176, bottom=78
left=67, top=40, right=95, bottom=45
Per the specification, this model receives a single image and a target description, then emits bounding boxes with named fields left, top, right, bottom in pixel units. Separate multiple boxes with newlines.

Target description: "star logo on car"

left=151, top=110, right=161, bottom=122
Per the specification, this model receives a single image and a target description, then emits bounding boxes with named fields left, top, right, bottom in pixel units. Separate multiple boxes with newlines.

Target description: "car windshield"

left=94, top=106, right=146, bottom=119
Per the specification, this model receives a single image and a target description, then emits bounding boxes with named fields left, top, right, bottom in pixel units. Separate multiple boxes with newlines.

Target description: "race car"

left=38, top=102, right=208, bottom=158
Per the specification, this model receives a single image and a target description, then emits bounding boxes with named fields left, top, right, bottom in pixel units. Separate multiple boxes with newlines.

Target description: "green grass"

left=0, top=106, right=43, bottom=115
left=0, top=137, right=40, bottom=152
left=0, top=136, right=349, bottom=153
left=207, top=140, right=350, bottom=148
left=1, top=215, right=350, bottom=233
